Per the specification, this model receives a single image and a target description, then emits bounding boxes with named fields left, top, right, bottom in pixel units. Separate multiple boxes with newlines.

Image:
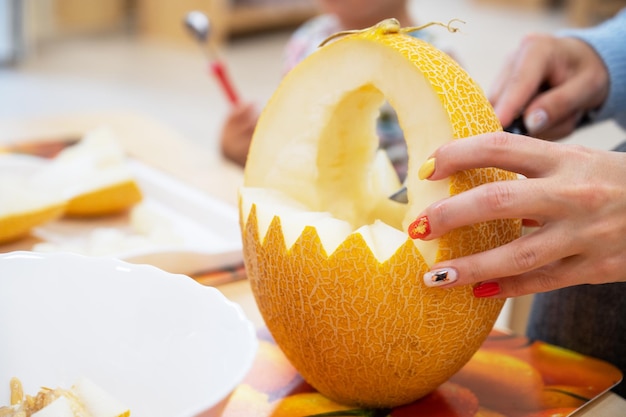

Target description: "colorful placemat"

left=219, top=328, right=622, bottom=417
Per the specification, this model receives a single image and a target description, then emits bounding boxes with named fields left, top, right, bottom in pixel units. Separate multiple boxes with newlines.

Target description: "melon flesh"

left=244, top=37, right=455, bottom=264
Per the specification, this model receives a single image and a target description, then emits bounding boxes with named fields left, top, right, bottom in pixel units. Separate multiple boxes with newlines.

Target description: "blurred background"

left=1, top=0, right=625, bottom=333
left=1, top=0, right=625, bottom=153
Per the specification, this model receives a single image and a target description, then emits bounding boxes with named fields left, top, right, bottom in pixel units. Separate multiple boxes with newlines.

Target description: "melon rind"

left=241, top=203, right=505, bottom=407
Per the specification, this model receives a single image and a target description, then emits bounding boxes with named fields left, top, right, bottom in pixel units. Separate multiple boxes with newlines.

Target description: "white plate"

left=0, top=251, right=258, bottom=417
left=0, top=154, right=243, bottom=275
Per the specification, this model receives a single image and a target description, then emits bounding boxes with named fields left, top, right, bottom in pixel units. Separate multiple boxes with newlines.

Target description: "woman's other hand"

left=490, top=34, right=609, bottom=139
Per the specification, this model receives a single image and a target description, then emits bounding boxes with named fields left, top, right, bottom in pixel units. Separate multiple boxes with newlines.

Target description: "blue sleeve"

left=559, top=9, right=626, bottom=128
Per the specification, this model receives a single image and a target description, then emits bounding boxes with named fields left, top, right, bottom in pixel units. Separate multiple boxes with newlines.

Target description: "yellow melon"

left=239, top=19, right=521, bottom=408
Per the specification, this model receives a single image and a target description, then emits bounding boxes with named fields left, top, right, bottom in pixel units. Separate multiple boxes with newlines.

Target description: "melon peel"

left=239, top=19, right=522, bottom=407
left=0, top=202, right=66, bottom=245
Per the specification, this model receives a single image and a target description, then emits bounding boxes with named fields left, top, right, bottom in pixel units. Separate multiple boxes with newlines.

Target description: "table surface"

left=1, top=112, right=623, bottom=415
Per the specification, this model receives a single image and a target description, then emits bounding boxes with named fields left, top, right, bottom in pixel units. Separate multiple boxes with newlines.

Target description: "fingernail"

left=418, top=158, right=436, bottom=180
left=473, top=282, right=501, bottom=298
left=408, top=215, right=430, bottom=239
left=524, top=109, right=548, bottom=133
left=424, top=268, right=458, bottom=287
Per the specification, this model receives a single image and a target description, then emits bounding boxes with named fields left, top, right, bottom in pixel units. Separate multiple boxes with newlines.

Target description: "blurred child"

left=220, top=0, right=443, bottom=181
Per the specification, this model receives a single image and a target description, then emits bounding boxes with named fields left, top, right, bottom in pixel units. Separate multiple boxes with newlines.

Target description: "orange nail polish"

left=408, top=215, right=430, bottom=239
left=473, top=282, right=501, bottom=298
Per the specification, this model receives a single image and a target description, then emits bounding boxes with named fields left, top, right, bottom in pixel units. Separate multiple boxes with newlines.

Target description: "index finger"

left=426, top=131, right=562, bottom=181
left=490, top=34, right=553, bottom=127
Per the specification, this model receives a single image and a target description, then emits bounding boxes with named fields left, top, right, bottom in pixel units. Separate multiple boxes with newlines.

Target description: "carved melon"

left=239, top=19, right=521, bottom=407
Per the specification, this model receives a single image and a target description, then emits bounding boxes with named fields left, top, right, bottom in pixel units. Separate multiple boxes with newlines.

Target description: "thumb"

left=523, top=75, right=597, bottom=136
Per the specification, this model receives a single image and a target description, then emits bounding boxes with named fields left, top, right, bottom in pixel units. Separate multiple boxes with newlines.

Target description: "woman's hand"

left=220, top=102, right=259, bottom=167
left=490, top=34, right=609, bottom=139
left=412, top=132, right=626, bottom=298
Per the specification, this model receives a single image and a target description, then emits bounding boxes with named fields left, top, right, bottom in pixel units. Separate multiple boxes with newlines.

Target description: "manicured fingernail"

left=424, top=268, right=458, bottom=287
left=408, top=215, right=430, bottom=239
left=418, top=158, right=436, bottom=180
left=524, top=109, right=548, bottom=133
left=473, top=282, right=501, bottom=298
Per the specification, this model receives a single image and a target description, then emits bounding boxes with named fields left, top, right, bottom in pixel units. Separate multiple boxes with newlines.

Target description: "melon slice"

left=4, top=377, right=129, bottom=417
left=0, top=128, right=141, bottom=243
left=0, top=174, right=66, bottom=244
left=71, top=377, right=130, bottom=417
left=31, top=395, right=75, bottom=417
left=239, top=19, right=521, bottom=408
left=33, top=127, right=142, bottom=217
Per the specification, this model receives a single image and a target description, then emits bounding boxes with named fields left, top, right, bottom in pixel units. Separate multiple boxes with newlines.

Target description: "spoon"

left=184, top=11, right=240, bottom=106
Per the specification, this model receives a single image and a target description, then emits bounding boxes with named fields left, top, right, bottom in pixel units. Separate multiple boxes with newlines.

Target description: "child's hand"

left=220, top=102, right=259, bottom=167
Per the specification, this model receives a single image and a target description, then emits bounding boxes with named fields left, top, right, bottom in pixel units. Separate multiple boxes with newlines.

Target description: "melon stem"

left=319, top=18, right=465, bottom=47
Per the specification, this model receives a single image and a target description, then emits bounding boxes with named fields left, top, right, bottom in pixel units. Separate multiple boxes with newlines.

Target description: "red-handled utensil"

left=209, top=61, right=239, bottom=105
left=184, top=11, right=240, bottom=106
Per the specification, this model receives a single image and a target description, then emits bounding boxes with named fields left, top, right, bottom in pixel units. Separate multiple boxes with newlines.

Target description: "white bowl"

left=0, top=251, right=257, bottom=417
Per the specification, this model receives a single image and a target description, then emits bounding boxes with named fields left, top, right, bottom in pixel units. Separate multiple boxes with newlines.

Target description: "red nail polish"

left=473, top=282, right=501, bottom=298
left=408, top=215, right=431, bottom=239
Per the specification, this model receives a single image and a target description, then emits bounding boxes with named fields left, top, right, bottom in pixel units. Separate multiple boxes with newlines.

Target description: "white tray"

left=0, top=155, right=243, bottom=275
